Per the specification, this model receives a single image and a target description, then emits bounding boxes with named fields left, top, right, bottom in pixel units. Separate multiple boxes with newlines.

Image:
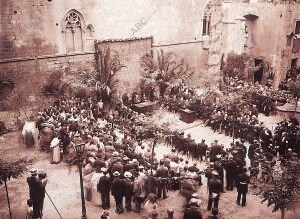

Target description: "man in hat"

left=208, top=140, right=222, bottom=162
left=207, top=171, right=222, bottom=211
left=100, top=211, right=110, bottom=219
left=224, top=157, right=237, bottom=191
left=97, top=168, right=111, bottom=210
left=197, top=139, right=208, bottom=162
left=111, top=171, right=125, bottom=213
left=165, top=208, right=174, bottom=219
left=133, top=168, right=146, bottom=213
left=123, top=171, right=134, bottom=212
left=27, top=168, right=47, bottom=218
left=236, top=168, right=250, bottom=206
left=183, top=198, right=203, bottom=219
left=155, top=160, right=169, bottom=199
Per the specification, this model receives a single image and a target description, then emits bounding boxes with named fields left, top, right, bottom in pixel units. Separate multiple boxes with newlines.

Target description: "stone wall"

left=0, top=52, right=95, bottom=111
left=0, top=0, right=214, bottom=111
left=220, top=2, right=300, bottom=87
left=95, top=38, right=152, bottom=96
left=153, top=41, right=210, bottom=87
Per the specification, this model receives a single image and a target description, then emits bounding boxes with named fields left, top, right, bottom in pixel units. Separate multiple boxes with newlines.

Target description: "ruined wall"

left=207, top=0, right=224, bottom=87
left=95, top=38, right=152, bottom=96
left=0, top=53, right=95, bottom=111
left=154, top=41, right=209, bottom=87
left=219, top=2, right=300, bottom=87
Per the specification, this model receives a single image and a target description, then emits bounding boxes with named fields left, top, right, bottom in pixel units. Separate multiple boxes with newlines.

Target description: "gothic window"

left=86, top=24, right=94, bottom=38
left=203, top=7, right=211, bottom=36
left=63, top=10, right=85, bottom=53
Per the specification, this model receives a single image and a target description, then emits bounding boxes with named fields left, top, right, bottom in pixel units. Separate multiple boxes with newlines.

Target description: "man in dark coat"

left=123, top=171, right=134, bottom=212
left=144, top=174, right=158, bottom=196
left=111, top=171, right=125, bottom=214
left=155, top=160, right=169, bottom=199
left=236, top=168, right=250, bottom=206
left=97, top=168, right=111, bottom=210
left=197, top=139, right=208, bottom=161
left=27, top=168, right=47, bottom=219
left=224, top=157, right=237, bottom=191
left=208, top=140, right=223, bottom=162
left=207, top=171, right=222, bottom=211
left=183, top=199, right=203, bottom=219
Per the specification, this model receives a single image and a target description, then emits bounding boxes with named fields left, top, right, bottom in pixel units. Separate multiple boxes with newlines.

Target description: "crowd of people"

left=22, top=75, right=300, bottom=218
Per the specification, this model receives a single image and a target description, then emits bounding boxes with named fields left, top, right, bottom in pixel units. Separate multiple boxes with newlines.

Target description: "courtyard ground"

left=0, top=110, right=299, bottom=219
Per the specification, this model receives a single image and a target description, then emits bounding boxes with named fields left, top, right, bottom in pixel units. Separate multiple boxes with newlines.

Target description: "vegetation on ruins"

left=95, top=46, right=125, bottom=103
left=254, top=158, right=300, bottom=219
left=140, top=49, right=194, bottom=97
left=0, top=156, right=32, bottom=219
left=222, top=52, right=252, bottom=80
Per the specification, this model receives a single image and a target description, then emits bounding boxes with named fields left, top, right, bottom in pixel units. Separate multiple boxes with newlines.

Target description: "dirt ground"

left=0, top=111, right=299, bottom=219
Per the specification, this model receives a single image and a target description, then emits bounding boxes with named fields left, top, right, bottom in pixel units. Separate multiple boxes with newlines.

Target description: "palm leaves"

left=140, top=49, right=194, bottom=83
left=95, top=46, right=126, bottom=101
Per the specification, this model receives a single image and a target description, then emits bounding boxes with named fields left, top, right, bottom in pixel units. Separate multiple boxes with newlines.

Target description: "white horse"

left=22, top=120, right=39, bottom=147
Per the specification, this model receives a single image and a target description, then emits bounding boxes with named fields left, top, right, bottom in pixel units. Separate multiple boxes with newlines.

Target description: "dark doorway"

left=254, top=59, right=263, bottom=83
left=291, top=58, right=298, bottom=69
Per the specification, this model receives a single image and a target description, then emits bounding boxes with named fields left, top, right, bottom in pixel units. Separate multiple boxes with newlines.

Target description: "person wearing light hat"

left=27, top=167, right=47, bottom=219
left=166, top=208, right=174, bottom=219
left=123, top=171, right=134, bottom=212
left=111, top=171, right=125, bottom=214
left=97, top=168, right=111, bottom=210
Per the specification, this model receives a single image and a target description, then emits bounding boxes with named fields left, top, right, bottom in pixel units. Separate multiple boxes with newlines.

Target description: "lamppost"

left=74, top=143, right=88, bottom=219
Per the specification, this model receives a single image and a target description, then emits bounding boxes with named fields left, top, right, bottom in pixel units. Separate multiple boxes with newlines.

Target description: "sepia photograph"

left=0, top=0, right=300, bottom=218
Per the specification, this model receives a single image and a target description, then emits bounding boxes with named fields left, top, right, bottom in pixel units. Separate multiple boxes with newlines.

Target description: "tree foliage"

left=95, top=46, right=125, bottom=101
left=255, top=158, right=300, bottom=217
left=287, top=76, right=300, bottom=100
left=222, top=52, right=252, bottom=80
left=0, top=156, right=32, bottom=184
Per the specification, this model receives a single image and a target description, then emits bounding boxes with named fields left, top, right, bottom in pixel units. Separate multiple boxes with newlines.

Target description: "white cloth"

left=22, top=121, right=39, bottom=145
left=50, top=137, right=60, bottom=163
left=90, top=172, right=102, bottom=206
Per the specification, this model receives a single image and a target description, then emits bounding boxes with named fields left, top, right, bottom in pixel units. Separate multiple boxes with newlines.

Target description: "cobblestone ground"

left=0, top=111, right=299, bottom=219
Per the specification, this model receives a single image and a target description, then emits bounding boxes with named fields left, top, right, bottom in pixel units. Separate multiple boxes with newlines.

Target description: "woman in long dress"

left=90, top=170, right=103, bottom=206
left=50, top=137, right=60, bottom=164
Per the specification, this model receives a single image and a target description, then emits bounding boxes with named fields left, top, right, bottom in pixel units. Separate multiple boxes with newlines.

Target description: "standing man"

left=97, top=168, right=111, bottom=210
left=155, top=160, right=169, bottom=199
left=111, top=171, right=125, bottom=214
left=123, top=171, right=134, bottom=212
left=27, top=168, right=47, bottom=219
left=133, top=169, right=146, bottom=213
left=198, top=139, right=208, bottom=162
left=207, top=171, right=222, bottom=211
left=224, top=157, right=237, bottom=191
left=236, top=168, right=250, bottom=206
left=208, top=140, right=222, bottom=162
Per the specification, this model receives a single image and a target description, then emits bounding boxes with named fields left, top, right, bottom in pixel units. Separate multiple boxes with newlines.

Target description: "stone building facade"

left=0, top=0, right=300, bottom=109
left=208, top=0, right=300, bottom=87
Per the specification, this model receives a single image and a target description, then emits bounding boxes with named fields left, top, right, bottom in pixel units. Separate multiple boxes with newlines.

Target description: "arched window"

left=86, top=24, right=94, bottom=38
left=202, top=10, right=211, bottom=36
left=62, top=9, right=85, bottom=53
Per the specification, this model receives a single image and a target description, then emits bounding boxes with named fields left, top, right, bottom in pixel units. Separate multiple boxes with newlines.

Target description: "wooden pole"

left=4, top=180, right=12, bottom=219
left=150, top=139, right=157, bottom=176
